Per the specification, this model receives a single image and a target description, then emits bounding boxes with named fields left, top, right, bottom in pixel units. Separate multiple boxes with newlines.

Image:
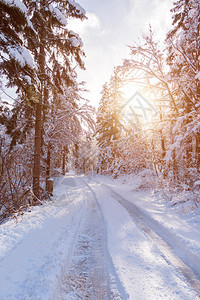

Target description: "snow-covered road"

left=55, top=178, right=123, bottom=299
left=101, top=182, right=200, bottom=290
left=0, top=174, right=199, bottom=299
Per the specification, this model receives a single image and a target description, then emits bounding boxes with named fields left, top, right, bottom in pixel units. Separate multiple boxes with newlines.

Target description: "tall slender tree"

left=166, top=0, right=200, bottom=174
left=22, top=0, right=87, bottom=199
left=96, top=71, right=124, bottom=174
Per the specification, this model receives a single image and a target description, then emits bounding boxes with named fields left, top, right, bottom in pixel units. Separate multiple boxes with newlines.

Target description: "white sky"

left=68, top=0, right=174, bottom=107
left=1, top=1, right=173, bottom=107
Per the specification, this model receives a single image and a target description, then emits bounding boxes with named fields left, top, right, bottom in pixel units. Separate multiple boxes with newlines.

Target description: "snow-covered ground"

left=0, top=173, right=200, bottom=299
left=88, top=175, right=200, bottom=299
left=0, top=175, right=87, bottom=299
left=90, top=173, right=200, bottom=279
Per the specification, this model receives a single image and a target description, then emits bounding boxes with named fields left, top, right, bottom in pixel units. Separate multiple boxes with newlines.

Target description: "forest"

left=0, top=0, right=200, bottom=219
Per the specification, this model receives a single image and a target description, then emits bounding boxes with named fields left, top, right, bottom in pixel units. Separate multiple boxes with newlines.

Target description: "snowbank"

left=0, top=176, right=85, bottom=299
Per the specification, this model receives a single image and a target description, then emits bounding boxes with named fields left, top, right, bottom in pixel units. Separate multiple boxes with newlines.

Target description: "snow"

left=92, top=181, right=199, bottom=299
left=0, top=175, right=86, bottom=299
left=8, top=46, right=34, bottom=68
left=194, top=180, right=200, bottom=186
left=0, top=173, right=200, bottom=299
left=49, top=5, right=67, bottom=26
left=1, top=0, right=34, bottom=30
left=69, top=30, right=83, bottom=48
left=24, top=75, right=32, bottom=84
left=0, top=33, right=7, bottom=43
left=1, top=0, right=27, bottom=14
left=70, top=36, right=81, bottom=47
left=93, top=174, right=200, bottom=277
left=68, top=0, right=86, bottom=16
left=195, top=72, right=200, bottom=81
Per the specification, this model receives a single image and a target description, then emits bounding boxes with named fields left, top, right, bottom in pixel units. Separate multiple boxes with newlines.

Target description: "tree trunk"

left=74, top=143, right=79, bottom=172
left=33, top=102, right=42, bottom=200
left=62, top=146, right=66, bottom=175
left=170, top=122, right=178, bottom=181
left=196, top=4, right=200, bottom=172
left=83, top=158, right=86, bottom=174
left=46, top=142, right=51, bottom=190
left=151, top=138, right=158, bottom=177
left=158, top=111, right=166, bottom=174
left=196, top=132, right=200, bottom=171
left=160, top=132, right=166, bottom=159
left=32, top=7, right=45, bottom=200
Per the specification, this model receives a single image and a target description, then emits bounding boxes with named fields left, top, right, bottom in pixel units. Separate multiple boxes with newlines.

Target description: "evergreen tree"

left=0, top=0, right=36, bottom=106
left=21, top=0, right=87, bottom=199
left=166, top=0, right=200, bottom=174
left=96, top=71, right=123, bottom=174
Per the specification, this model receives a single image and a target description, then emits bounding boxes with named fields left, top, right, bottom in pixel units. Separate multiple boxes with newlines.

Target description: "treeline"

left=96, top=0, right=200, bottom=204
left=0, top=0, right=94, bottom=218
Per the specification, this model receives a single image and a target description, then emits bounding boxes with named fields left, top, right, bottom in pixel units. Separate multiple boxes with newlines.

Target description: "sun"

left=119, top=82, right=158, bottom=130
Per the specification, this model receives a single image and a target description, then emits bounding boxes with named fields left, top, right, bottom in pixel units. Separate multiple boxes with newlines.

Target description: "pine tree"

left=96, top=71, right=123, bottom=174
left=0, top=0, right=36, bottom=101
left=166, top=0, right=200, bottom=174
left=21, top=0, right=87, bottom=199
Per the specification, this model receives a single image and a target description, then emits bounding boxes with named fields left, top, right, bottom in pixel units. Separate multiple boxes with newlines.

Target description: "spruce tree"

left=166, top=0, right=200, bottom=173
left=0, top=0, right=36, bottom=100
left=96, top=71, right=123, bottom=174
left=22, top=0, right=87, bottom=199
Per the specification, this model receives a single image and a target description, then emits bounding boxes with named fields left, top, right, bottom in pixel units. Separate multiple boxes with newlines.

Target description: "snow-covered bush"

left=0, top=127, right=33, bottom=219
left=119, top=169, right=157, bottom=191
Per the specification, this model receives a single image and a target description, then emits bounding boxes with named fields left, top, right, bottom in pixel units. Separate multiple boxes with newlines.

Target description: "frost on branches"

left=0, top=0, right=93, bottom=217
left=96, top=0, right=200, bottom=210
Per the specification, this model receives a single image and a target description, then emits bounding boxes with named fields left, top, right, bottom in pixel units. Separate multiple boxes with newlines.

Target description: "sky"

left=0, top=0, right=173, bottom=107
left=68, top=0, right=174, bottom=107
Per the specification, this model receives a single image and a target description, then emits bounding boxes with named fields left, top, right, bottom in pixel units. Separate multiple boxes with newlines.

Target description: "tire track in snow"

left=83, top=179, right=129, bottom=300
left=55, top=178, right=125, bottom=300
left=100, top=182, right=200, bottom=297
left=50, top=179, right=88, bottom=300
